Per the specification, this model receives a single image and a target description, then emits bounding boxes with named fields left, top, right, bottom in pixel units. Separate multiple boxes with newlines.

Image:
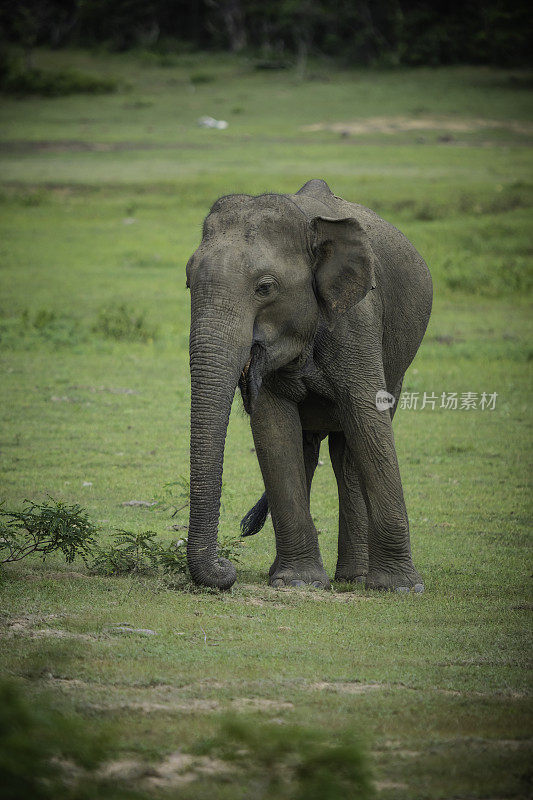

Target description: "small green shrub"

left=89, top=529, right=243, bottom=580
left=123, top=99, right=153, bottom=110
left=441, top=257, right=532, bottom=296
left=89, top=529, right=164, bottom=576
left=0, top=492, right=242, bottom=585
left=194, top=716, right=373, bottom=800
left=458, top=191, right=531, bottom=216
left=0, top=680, right=107, bottom=800
left=413, top=202, right=439, bottom=221
left=254, top=60, right=291, bottom=70
left=155, top=537, right=189, bottom=575
left=135, top=50, right=179, bottom=68
left=92, top=304, right=157, bottom=343
left=18, top=190, right=47, bottom=207
left=0, top=499, right=98, bottom=566
left=152, top=476, right=190, bottom=517
left=189, top=71, right=216, bottom=84
left=0, top=679, right=144, bottom=799
left=0, top=309, right=87, bottom=350
left=32, top=309, right=56, bottom=330
left=1, top=63, right=118, bottom=97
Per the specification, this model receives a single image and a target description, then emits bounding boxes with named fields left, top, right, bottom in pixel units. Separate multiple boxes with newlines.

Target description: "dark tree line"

left=0, top=0, right=531, bottom=67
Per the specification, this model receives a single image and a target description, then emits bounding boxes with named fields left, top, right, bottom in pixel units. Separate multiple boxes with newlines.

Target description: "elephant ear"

left=310, top=216, right=376, bottom=320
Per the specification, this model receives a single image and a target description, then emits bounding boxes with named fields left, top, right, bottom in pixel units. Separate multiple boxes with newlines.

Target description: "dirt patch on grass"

left=301, top=116, right=533, bottom=136
left=238, top=595, right=288, bottom=609
left=145, top=751, right=231, bottom=789
left=376, top=780, right=408, bottom=791
left=231, top=697, right=294, bottom=711
left=97, top=759, right=148, bottom=782
left=48, top=677, right=90, bottom=688
left=29, top=628, right=95, bottom=640
left=235, top=584, right=373, bottom=606
left=476, top=739, right=533, bottom=750
left=89, top=696, right=294, bottom=714
left=68, top=384, right=140, bottom=395
left=1, top=613, right=62, bottom=627
left=309, top=681, right=383, bottom=694
left=1, top=614, right=87, bottom=639
left=0, top=140, right=210, bottom=153
left=22, top=570, right=91, bottom=581
left=95, top=752, right=230, bottom=790
left=93, top=699, right=221, bottom=713
left=396, top=682, right=529, bottom=699
left=1, top=614, right=103, bottom=642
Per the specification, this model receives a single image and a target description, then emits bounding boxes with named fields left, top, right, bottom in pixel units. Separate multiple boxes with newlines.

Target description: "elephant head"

left=186, top=182, right=376, bottom=589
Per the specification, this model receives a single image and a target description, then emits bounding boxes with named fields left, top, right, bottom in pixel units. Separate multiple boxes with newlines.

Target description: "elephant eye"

left=255, top=278, right=277, bottom=298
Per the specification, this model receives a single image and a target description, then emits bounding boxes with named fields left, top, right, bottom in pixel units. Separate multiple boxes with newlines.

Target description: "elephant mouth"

left=239, top=343, right=266, bottom=414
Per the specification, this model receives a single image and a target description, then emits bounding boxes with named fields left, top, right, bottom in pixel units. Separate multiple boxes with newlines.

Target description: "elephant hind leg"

left=329, top=377, right=403, bottom=581
left=329, top=432, right=369, bottom=583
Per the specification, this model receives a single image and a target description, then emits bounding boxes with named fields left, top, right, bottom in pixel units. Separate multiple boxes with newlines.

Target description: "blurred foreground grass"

left=0, top=50, right=532, bottom=798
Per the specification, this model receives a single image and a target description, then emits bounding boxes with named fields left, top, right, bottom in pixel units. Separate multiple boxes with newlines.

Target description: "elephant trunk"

left=187, top=299, right=251, bottom=590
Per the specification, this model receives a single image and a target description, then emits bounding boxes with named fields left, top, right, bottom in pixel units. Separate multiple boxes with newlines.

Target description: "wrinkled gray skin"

left=186, top=180, right=432, bottom=592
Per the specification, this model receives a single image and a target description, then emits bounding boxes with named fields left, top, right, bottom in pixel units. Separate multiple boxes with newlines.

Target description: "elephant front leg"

left=339, top=392, right=424, bottom=593
left=268, top=430, right=322, bottom=578
left=251, top=389, right=330, bottom=589
left=328, top=432, right=369, bottom=583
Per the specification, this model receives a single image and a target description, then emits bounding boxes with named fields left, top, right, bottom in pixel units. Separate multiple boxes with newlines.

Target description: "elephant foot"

left=269, top=560, right=331, bottom=590
left=365, top=562, right=424, bottom=593
left=334, top=564, right=367, bottom=584
left=268, top=554, right=280, bottom=577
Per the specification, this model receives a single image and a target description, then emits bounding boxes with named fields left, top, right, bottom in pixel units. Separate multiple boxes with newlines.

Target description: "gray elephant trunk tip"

left=187, top=552, right=237, bottom=591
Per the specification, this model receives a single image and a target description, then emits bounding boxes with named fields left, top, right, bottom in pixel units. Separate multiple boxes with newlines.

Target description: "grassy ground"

left=0, top=49, right=532, bottom=798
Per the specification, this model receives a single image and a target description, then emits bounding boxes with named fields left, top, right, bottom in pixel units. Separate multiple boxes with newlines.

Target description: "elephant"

left=186, top=179, right=432, bottom=592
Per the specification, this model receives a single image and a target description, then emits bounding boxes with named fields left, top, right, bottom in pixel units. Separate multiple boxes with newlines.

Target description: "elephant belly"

left=298, top=394, right=342, bottom=432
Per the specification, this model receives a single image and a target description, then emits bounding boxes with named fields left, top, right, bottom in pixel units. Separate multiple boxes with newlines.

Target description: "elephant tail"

left=240, top=492, right=269, bottom=536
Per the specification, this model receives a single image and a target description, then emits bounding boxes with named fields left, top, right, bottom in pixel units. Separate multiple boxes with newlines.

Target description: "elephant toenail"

left=413, top=583, right=425, bottom=593
left=310, top=581, right=323, bottom=588
left=290, top=580, right=306, bottom=587
left=271, top=579, right=284, bottom=588
left=396, top=586, right=410, bottom=593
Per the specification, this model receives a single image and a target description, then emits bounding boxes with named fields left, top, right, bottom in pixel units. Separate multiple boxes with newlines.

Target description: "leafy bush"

left=0, top=499, right=98, bottom=566
left=0, top=309, right=87, bottom=350
left=152, top=476, right=190, bottom=517
left=189, top=71, right=216, bottom=84
left=0, top=679, right=145, bottom=799
left=441, top=256, right=532, bottom=296
left=89, top=529, right=243, bottom=580
left=0, top=494, right=243, bottom=585
left=194, top=716, right=373, bottom=800
left=155, top=537, right=189, bottom=574
left=0, top=680, right=101, bottom=800
left=1, top=62, right=118, bottom=97
left=92, top=304, right=157, bottom=343
left=89, top=529, right=169, bottom=576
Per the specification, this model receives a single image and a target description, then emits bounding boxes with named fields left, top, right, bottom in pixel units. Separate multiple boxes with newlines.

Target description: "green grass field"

left=1, top=49, right=532, bottom=798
